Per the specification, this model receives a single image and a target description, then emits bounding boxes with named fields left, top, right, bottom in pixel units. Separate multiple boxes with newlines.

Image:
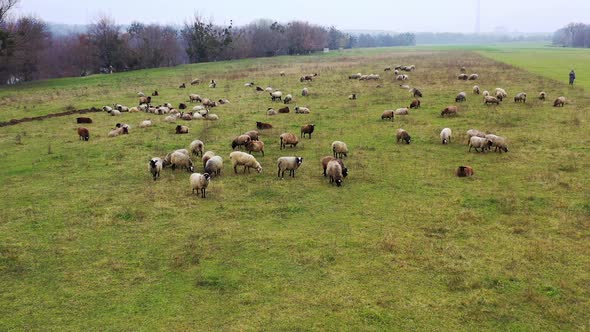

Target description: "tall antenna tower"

left=475, top=0, right=481, bottom=33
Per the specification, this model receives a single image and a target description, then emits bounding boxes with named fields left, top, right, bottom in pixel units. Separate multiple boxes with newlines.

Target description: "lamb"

left=77, top=127, right=90, bottom=141
left=202, top=151, right=216, bottom=168
left=455, top=92, right=467, bottom=102
left=190, top=78, right=200, bottom=85
left=538, top=92, right=546, bottom=101
left=394, top=108, right=409, bottom=115
left=440, top=128, right=452, bottom=144
left=553, top=96, right=566, bottom=107
left=209, top=80, right=217, bottom=88
left=332, top=141, right=348, bottom=158
left=301, top=88, right=309, bottom=96
left=381, top=110, right=394, bottom=121
left=410, top=99, right=421, bottom=109
left=148, top=157, right=163, bottom=181
left=326, top=160, right=344, bottom=187
left=152, top=90, right=159, bottom=96
left=473, top=86, right=480, bottom=94
left=244, top=130, right=260, bottom=141
left=190, top=140, right=204, bottom=156
left=76, top=117, right=92, bottom=124
left=396, top=129, right=411, bottom=144
left=139, top=120, right=152, bottom=128
left=139, top=96, right=151, bottom=105
left=245, top=140, right=265, bottom=156
left=267, top=108, right=277, bottom=116
left=189, top=94, right=202, bottom=103
left=204, top=156, right=223, bottom=177
left=280, top=133, right=299, bottom=149
left=283, top=94, right=293, bottom=104
left=456, top=166, right=474, bottom=177
left=441, top=106, right=458, bottom=117
left=514, top=92, right=527, bottom=103
left=468, top=73, right=479, bottom=80
left=179, top=83, right=186, bottom=89
left=232, top=134, right=252, bottom=150
left=484, top=96, right=500, bottom=105
left=278, top=106, right=290, bottom=113
left=321, top=156, right=348, bottom=178
left=348, top=94, right=357, bottom=100
left=468, top=136, right=491, bottom=153
left=170, top=151, right=194, bottom=172
left=229, top=151, right=262, bottom=174
left=175, top=125, right=189, bottom=134
left=300, top=124, right=315, bottom=139
left=482, top=90, right=490, bottom=97
left=277, top=156, right=304, bottom=178
left=189, top=173, right=211, bottom=198
left=458, top=74, right=468, bottom=80
left=295, top=106, right=310, bottom=114
left=270, top=91, right=283, bottom=102
left=256, top=121, right=272, bottom=130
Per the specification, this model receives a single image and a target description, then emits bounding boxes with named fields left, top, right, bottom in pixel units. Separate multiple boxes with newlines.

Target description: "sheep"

left=204, top=114, right=219, bottom=121
left=300, top=75, right=313, bottom=82
left=456, top=166, right=474, bottom=177
left=189, top=94, right=202, bottom=103
left=190, top=140, right=204, bottom=157
left=396, top=129, right=411, bottom=144
left=384, top=67, right=391, bottom=71
left=175, top=125, right=189, bottom=134
left=192, top=113, right=203, bottom=120
left=190, top=78, right=200, bottom=85
left=170, top=151, right=194, bottom=172
left=482, top=90, right=490, bottom=97
left=394, top=108, right=409, bottom=115
left=484, top=96, right=500, bottom=105
left=232, top=135, right=252, bottom=150
left=495, top=91, right=504, bottom=101
left=77, top=127, right=90, bottom=141
left=394, top=69, right=400, bottom=75
left=116, top=105, right=129, bottom=112
left=139, top=120, right=152, bottom=128
left=137, top=92, right=145, bottom=97
left=284, top=94, right=293, bottom=104
left=486, top=134, right=509, bottom=153
left=162, top=149, right=189, bottom=168
left=367, top=74, right=380, bottom=80
left=300, top=124, right=315, bottom=139
left=455, top=92, right=467, bottom=102
left=267, top=87, right=276, bottom=92
left=244, top=130, right=260, bottom=141
left=294, top=106, right=310, bottom=114
left=553, top=96, right=566, bottom=107
left=280, top=133, right=299, bottom=150
left=460, top=66, right=467, bottom=73
left=76, top=117, right=92, bottom=124
left=180, top=112, right=193, bottom=121
left=189, top=173, right=211, bottom=198
left=152, top=90, right=159, bottom=96
left=473, top=86, right=480, bottom=95
left=332, top=141, right=348, bottom=158
left=321, top=156, right=348, bottom=178
left=301, top=88, right=309, bottom=96
left=441, top=106, right=458, bottom=117
left=440, top=128, right=452, bottom=144
left=348, top=73, right=362, bottom=79
left=192, top=105, right=205, bottom=112
left=229, top=151, right=262, bottom=174
left=129, top=107, right=139, bottom=113
left=139, top=96, right=151, bottom=105
left=244, top=82, right=255, bottom=87
left=326, top=160, right=344, bottom=187
left=202, top=151, right=216, bottom=168
left=396, top=74, right=409, bottom=81
left=256, top=121, right=272, bottom=130
left=179, top=103, right=188, bottom=110
left=245, top=140, right=265, bottom=156
left=468, top=73, right=479, bottom=80
left=458, top=74, right=468, bottom=80
left=108, top=127, right=127, bottom=137
left=139, top=104, right=149, bottom=112
left=256, top=86, right=264, bottom=91
left=103, top=105, right=113, bottom=112
left=495, top=88, right=507, bottom=98
left=209, top=80, right=217, bottom=88
left=202, top=98, right=217, bottom=108
left=466, top=129, right=486, bottom=144
left=280, top=71, right=285, bottom=76
left=277, top=156, right=304, bottom=178
left=204, top=156, right=223, bottom=177
left=514, top=92, right=527, bottom=103
left=270, top=91, right=283, bottom=102
left=148, top=158, right=163, bottom=181
left=278, top=106, right=290, bottom=113
left=538, top=92, right=546, bottom=101
left=381, top=110, right=394, bottom=121
left=163, top=102, right=173, bottom=108
left=468, top=136, right=491, bottom=153
left=179, top=83, right=186, bottom=89
left=411, top=88, right=423, bottom=98
left=348, top=94, right=357, bottom=100
left=109, top=109, right=121, bottom=116
left=410, top=99, right=421, bottom=109
left=164, top=114, right=178, bottom=122
left=267, top=108, right=277, bottom=116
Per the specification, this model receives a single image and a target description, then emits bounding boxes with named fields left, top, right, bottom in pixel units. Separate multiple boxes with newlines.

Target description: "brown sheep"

left=246, top=140, right=265, bottom=156
left=300, top=124, right=315, bottom=139
left=151, top=90, right=159, bottom=96
left=458, top=74, right=468, bottom=80
left=179, top=83, right=186, bottom=89
left=456, top=166, right=474, bottom=177
left=278, top=106, right=290, bottom=113
left=175, top=125, right=189, bottom=134
left=244, top=130, right=260, bottom=141
left=484, top=96, right=500, bottom=105
left=256, top=121, right=272, bottom=130
left=396, top=129, right=411, bottom=144
left=279, top=133, right=298, bottom=149
left=553, top=96, right=566, bottom=107
left=409, top=99, right=421, bottom=109
left=77, top=127, right=90, bottom=141
left=441, top=106, right=458, bottom=117
left=321, top=156, right=348, bottom=178
left=231, top=135, right=252, bottom=150
left=76, top=117, right=92, bottom=124
left=139, top=96, right=151, bottom=105
left=381, top=110, right=394, bottom=121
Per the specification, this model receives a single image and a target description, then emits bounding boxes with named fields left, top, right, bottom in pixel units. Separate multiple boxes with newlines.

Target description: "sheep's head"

left=256, top=166, right=263, bottom=173
left=442, top=139, right=448, bottom=144
left=342, top=167, right=348, bottom=178
left=295, top=157, right=303, bottom=166
left=336, top=179, right=342, bottom=187
left=150, top=160, right=157, bottom=168
left=203, top=173, right=211, bottom=180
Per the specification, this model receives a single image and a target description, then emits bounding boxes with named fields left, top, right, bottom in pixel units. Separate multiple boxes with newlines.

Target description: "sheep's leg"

left=261, top=150, right=264, bottom=157
left=234, top=165, right=238, bottom=174
left=278, top=167, right=281, bottom=178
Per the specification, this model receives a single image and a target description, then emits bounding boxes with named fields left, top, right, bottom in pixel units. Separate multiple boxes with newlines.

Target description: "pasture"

left=1, top=46, right=589, bottom=331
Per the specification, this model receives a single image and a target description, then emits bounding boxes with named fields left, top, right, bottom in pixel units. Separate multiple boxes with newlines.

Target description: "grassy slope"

left=1, top=47, right=589, bottom=331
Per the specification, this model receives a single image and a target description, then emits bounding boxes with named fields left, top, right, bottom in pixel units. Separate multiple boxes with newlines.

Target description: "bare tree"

left=0, top=0, right=18, bottom=25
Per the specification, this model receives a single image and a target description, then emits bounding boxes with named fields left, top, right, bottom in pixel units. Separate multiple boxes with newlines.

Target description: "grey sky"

left=14, top=0, right=590, bottom=33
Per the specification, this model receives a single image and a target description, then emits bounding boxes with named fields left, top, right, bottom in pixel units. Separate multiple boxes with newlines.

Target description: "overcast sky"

left=13, top=0, right=590, bottom=33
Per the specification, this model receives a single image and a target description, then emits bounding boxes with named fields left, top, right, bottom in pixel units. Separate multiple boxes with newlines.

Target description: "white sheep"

left=164, top=115, right=178, bottom=122
left=139, top=120, right=152, bottom=128
left=277, top=156, right=304, bottom=178
left=202, top=151, right=216, bottom=168
left=326, top=160, right=344, bottom=187
left=469, top=136, right=491, bottom=153
left=109, top=109, right=121, bottom=116
left=189, top=173, right=211, bottom=198
left=148, top=157, right=163, bottom=181
left=204, top=114, right=219, bottom=121
left=394, top=108, right=409, bottom=115
left=485, top=134, right=509, bottom=153
left=204, top=156, right=223, bottom=177
left=440, top=128, right=452, bottom=144
left=267, top=108, right=277, bottom=116
left=473, top=86, right=480, bottom=94
left=190, top=140, right=204, bottom=156
left=170, top=151, right=194, bottom=172
left=302, top=88, right=309, bottom=96
left=466, top=129, right=486, bottom=144
left=270, top=91, right=283, bottom=101
left=229, top=151, right=262, bottom=174
left=332, top=141, right=348, bottom=158
left=295, top=106, right=310, bottom=114
left=482, top=90, right=490, bottom=97
left=284, top=94, right=293, bottom=104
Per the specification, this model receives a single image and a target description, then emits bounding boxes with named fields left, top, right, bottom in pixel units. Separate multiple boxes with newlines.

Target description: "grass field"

left=1, top=45, right=589, bottom=331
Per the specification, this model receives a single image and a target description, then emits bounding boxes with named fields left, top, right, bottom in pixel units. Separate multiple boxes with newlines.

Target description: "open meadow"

left=1, top=46, right=589, bottom=330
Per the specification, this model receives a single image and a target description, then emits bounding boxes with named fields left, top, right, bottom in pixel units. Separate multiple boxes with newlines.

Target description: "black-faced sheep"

left=191, top=78, right=200, bottom=85
left=179, top=83, right=186, bottom=89
left=302, top=88, right=309, bottom=96
left=466, top=129, right=486, bottom=144
left=256, top=121, right=272, bottom=130
left=553, top=96, right=566, bottom=107
left=381, top=110, right=394, bottom=121
left=326, top=160, right=344, bottom=187
left=270, top=91, right=283, bottom=102
left=456, top=166, right=474, bottom=177
left=204, top=156, right=223, bottom=177
left=189, top=94, right=202, bottom=103
left=468, top=74, right=478, bottom=80
left=441, top=106, right=458, bottom=117
left=280, top=133, right=299, bottom=150
left=139, top=96, right=151, bottom=105
left=484, top=96, right=500, bottom=105
left=458, top=74, right=468, bottom=80
left=473, top=86, right=480, bottom=94
left=321, top=156, right=348, bottom=178
left=170, top=151, right=194, bottom=172
left=189, top=173, right=210, bottom=198
left=440, top=128, right=452, bottom=144
left=396, top=129, right=411, bottom=144
left=410, top=88, right=423, bottom=97
left=77, top=127, right=90, bottom=141
left=295, top=106, right=310, bottom=114
left=455, top=92, right=467, bottom=102
left=468, top=136, right=490, bottom=153
left=244, top=130, right=260, bottom=141
left=284, top=94, right=293, bottom=104
left=148, top=158, right=163, bottom=181
left=300, top=124, right=315, bottom=139
left=514, top=92, right=527, bottom=103
left=202, top=151, right=216, bottom=168
left=190, top=140, right=204, bottom=156
left=76, top=117, right=92, bottom=124
left=175, top=125, right=189, bottom=134
left=300, top=75, right=313, bottom=82
left=267, top=108, right=277, bottom=116
left=277, top=156, right=304, bottom=178
left=232, top=135, right=252, bottom=150
left=152, top=90, right=159, bottom=96
left=348, top=94, right=357, bottom=100
left=410, top=99, right=421, bottom=109
left=229, top=151, right=262, bottom=174
left=332, top=141, right=348, bottom=158
left=245, top=140, right=265, bottom=156
left=538, top=92, right=546, bottom=101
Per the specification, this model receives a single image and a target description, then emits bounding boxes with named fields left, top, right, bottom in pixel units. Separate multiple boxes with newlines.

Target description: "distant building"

left=323, top=48, right=330, bottom=53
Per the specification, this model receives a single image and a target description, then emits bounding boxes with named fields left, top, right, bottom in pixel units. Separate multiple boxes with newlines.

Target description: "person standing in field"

left=569, top=69, right=576, bottom=86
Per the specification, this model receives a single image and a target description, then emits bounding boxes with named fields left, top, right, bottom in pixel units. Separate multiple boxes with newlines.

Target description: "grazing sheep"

left=175, top=125, right=189, bottom=134
left=189, top=94, right=202, bottom=103
left=283, top=94, right=293, bottom=104
left=326, top=160, right=344, bottom=187
left=486, top=134, right=509, bottom=153
left=538, top=92, right=546, bottom=101
left=482, top=90, right=490, bottom=97
left=321, top=156, right=348, bottom=178
left=209, top=80, right=217, bottom=88
left=394, top=108, right=409, bottom=115
left=394, top=69, right=400, bottom=75
left=348, top=94, right=357, bottom=100
left=170, top=151, right=194, bottom=172
left=229, top=151, right=262, bottom=174
left=278, top=106, right=290, bottom=113
left=280, top=133, right=299, bottom=149
left=468, top=73, right=479, bottom=80
left=76, top=117, right=92, bottom=124
left=514, top=92, right=527, bottom=103
left=456, top=166, right=474, bottom=177
left=277, top=156, right=304, bottom=178
left=270, top=91, right=283, bottom=102
left=202, top=98, right=217, bottom=108
left=179, top=83, right=186, bottom=89
left=484, top=96, right=500, bottom=105
left=458, top=74, right=468, bottom=80
left=440, top=128, right=452, bottom=144
left=473, top=86, right=480, bottom=94
left=411, top=88, right=423, bottom=98
left=244, top=130, right=260, bottom=141
left=256, top=121, right=272, bottom=130
left=349, top=73, right=362, bottom=79
left=245, top=140, right=265, bottom=156
left=396, top=129, right=411, bottom=144
left=460, top=66, right=466, bottom=73
left=280, top=71, right=285, bottom=76
left=139, top=120, right=152, bottom=128
left=162, top=149, right=189, bottom=168
left=441, top=106, right=458, bottom=117
left=381, top=110, right=394, bottom=121
left=300, top=75, right=313, bottom=82
left=410, top=99, right=421, bottom=109
left=189, top=173, right=210, bottom=198
left=295, top=106, right=310, bottom=114
left=191, top=78, right=200, bottom=85
left=139, top=96, right=151, bottom=105
left=256, top=86, right=264, bottom=91
left=148, top=158, right=163, bottom=181
left=190, top=140, right=204, bottom=156
left=267, top=108, right=277, bottom=116
left=152, top=90, right=159, bottom=96
left=466, top=129, right=486, bottom=144
left=232, top=135, right=252, bottom=150
left=495, top=91, right=504, bottom=101
left=202, top=151, right=216, bottom=168
left=77, top=127, right=90, bottom=141
left=332, top=141, right=348, bottom=158
left=468, top=136, right=490, bottom=153
left=302, top=88, right=309, bottom=96
left=204, top=156, right=223, bottom=177
left=495, top=88, right=507, bottom=98
left=553, top=96, right=566, bottom=107
left=300, top=124, right=315, bottom=139
left=396, top=74, right=409, bottom=81
left=455, top=92, right=467, bottom=102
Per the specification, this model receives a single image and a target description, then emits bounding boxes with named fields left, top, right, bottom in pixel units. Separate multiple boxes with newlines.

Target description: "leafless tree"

left=0, top=0, right=19, bottom=25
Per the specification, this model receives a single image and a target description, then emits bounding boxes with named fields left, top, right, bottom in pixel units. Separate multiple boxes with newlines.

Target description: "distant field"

left=1, top=47, right=589, bottom=330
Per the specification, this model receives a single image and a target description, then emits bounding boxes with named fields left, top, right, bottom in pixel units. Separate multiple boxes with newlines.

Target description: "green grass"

left=1, top=47, right=589, bottom=331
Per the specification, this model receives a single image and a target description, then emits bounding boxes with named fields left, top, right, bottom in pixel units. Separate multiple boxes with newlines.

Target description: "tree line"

left=553, top=23, right=590, bottom=47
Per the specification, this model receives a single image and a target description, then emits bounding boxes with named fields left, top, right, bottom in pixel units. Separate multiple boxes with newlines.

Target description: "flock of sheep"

left=74, top=61, right=570, bottom=197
